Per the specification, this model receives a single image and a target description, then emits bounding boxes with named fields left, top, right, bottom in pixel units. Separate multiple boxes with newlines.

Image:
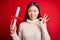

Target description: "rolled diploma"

left=12, top=7, right=20, bottom=29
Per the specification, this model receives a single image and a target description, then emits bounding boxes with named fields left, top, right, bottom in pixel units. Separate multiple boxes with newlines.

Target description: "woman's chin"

left=30, top=18, right=36, bottom=20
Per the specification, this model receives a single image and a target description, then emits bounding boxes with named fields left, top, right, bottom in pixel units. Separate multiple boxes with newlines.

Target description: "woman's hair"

left=24, top=2, right=41, bottom=22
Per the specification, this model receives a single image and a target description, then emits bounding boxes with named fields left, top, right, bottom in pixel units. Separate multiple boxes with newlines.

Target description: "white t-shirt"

left=10, top=19, right=50, bottom=40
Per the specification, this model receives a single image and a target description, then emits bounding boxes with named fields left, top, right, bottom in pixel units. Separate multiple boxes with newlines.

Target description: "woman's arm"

left=18, top=24, right=23, bottom=40
left=10, top=32, right=20, bottom=40
left=39, top=14, right=50, bottom=40
left=41, top=23, right=50, bottom=40
left=10, top=23, right=23, bottom=40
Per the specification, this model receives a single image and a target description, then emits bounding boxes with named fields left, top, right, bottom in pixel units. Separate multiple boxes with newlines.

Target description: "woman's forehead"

left=28, top=6, right=39, bottom=10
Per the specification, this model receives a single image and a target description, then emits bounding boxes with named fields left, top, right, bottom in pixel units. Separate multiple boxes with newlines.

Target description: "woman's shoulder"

left=19, top=22, right=27, bottom=27
left=19, top=22, right=28, bottom=29
left=20, top=22, right=27, bottom=25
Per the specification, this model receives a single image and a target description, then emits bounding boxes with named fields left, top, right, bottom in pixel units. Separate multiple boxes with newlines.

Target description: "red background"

left=0, top=0, right=60, bottom=40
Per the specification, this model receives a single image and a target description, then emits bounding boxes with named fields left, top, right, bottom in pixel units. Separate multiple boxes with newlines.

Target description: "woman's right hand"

left=10, top=19, right=17, bottom=34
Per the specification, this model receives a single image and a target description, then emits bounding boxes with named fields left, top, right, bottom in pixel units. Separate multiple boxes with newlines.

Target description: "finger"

left=46, top=18, right=50, bottom=22
left=10, top=27, right=15, bottom=33
left=11, top=27, right=14, bottom=30
left=39, top=17, right=42, bottom=19
left=45, top=15, right=48, bottom=19
left=10, top=30, right=13, bottom=33
left=11, top=25, right=16, bottom=30
left=43, top=13, right=46, bottom=18
left=10, top=30, right=14, bottom=34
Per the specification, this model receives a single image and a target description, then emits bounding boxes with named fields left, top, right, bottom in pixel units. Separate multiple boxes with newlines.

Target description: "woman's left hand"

left=39, top=13, right=49, bottom=25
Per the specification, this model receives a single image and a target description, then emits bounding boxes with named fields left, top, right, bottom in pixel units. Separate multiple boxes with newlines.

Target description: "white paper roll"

left=12, top=7, right=20, bottom=29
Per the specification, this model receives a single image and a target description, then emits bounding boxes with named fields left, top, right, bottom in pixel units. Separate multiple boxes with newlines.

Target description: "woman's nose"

left=31, top=12, right=35, bottom=16
left=31, top=11, right=34, bottom=14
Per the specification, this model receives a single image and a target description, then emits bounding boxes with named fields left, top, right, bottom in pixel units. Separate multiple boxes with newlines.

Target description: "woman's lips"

left=31, top=14, right=36, bottom=18
left=31, top=15, right=34, bottom=18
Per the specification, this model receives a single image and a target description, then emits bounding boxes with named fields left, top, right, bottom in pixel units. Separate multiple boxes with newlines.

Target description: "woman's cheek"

left=34, top=14, right=36, bottom=17
left=28, top=13, right=31, bottom=18
left=35, top=13, right=38, bottom=17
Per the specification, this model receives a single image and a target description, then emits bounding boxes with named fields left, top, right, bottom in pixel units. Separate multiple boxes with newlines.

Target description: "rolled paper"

left=11, top=16, right=22, bottom=20
left=12, top=7, right=20, bottom=29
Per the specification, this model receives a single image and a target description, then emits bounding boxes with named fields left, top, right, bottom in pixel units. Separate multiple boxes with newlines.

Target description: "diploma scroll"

left=12, top=7, right=20, bottom=29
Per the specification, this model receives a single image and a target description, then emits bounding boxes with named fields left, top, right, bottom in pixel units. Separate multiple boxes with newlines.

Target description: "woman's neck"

left=26, top=19, right=39, bottom=23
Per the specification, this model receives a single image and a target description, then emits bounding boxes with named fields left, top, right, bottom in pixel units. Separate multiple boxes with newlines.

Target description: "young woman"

left=10, top=2, right=50, bottom=40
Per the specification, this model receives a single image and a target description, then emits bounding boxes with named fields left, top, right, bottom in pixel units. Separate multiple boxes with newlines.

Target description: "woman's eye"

left=34, top=10, right=36, bottom=12
left=28, top=10, right=31, bottom=12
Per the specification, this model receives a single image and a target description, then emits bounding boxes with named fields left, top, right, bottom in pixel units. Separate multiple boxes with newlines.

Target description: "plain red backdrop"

left=0, top=0, right=60, bottom=40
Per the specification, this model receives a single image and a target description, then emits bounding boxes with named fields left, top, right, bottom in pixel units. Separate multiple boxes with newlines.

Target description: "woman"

left=10, top=2, right=50, bottom=40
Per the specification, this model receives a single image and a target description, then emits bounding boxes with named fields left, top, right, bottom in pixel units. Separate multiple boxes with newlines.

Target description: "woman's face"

left=28, top=6, right=39, bottom=20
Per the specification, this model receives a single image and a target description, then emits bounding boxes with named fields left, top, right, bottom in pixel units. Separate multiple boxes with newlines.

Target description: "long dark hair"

left=24, top=2, right=41, bottom=22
